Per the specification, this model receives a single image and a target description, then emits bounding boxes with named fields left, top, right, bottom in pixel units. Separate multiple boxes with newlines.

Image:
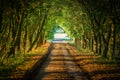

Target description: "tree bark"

left=94, top=35, right=98, bottom=53
left=27, top=14, right=47, bottom=52
left=98, top=33, right=102, bottom=54
left=0, top=0, right=3, bottom=33
left=102, top=27, right=112, bottom=58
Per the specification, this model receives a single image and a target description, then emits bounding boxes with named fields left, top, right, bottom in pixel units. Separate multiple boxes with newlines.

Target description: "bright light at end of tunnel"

left=54, top=33, right=67, bottom=39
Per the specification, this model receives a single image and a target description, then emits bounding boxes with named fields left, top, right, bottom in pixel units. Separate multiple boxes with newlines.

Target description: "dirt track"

left=33, top=43, right=88, bottom=80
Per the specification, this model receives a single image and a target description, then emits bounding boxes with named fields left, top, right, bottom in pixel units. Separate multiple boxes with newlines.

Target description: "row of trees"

left=75, top=0, right=120, bottom=59
left=49, top=0, right=120, bottom=59
left=0, top=0, right=51, bottom=63
left=0, top=0, right=120, bottom=63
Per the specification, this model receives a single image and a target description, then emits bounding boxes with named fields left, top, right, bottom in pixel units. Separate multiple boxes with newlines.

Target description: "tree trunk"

left=94, top=35, right=98, bottom=53
left=110, top=23, right=116, bottom=59
left=23, top=26, right=27, bottom=56
left=98, top=33, right=102, bottom=54
left=102, top=42, right=109, bottom=58
left=91, top=36, right=94, bottom=51
left=35, top=33, right=44, bottom=48
left=0, top=0, right=3, bottom=33
left=102, top=27, right=112, bottom=58
left=16, top=11, right=24, bottom=51
left=27, top=15, right=47, bottom=52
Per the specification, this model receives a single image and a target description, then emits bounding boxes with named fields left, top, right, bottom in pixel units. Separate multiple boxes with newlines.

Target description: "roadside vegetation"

left=67, top=44, right=120, bottom=80
left=0, top=43, right=50, bottom=79
left=0, top=0, right=120, bottom=79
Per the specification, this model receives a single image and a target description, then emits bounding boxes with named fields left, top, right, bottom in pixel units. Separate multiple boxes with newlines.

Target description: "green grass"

left=0, top=47, right=49, bottom=79
left=68, top=43, right=91, bottom=53
left=95, top=57, right=120, bottom=65
left=0, top=52, right=41, bottom=78
left=0, top=54, right=25, bottom=78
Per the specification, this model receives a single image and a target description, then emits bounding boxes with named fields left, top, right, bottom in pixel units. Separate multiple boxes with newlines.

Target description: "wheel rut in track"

left=34, top=43, right=88, bottom=80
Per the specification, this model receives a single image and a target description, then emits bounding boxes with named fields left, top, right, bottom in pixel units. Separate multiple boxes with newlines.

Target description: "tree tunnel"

left=0, top=0, right=120, bottom=62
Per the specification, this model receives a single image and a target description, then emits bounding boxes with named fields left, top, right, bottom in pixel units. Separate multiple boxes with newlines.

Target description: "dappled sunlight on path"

left=34, top=43, right=88, bottom=80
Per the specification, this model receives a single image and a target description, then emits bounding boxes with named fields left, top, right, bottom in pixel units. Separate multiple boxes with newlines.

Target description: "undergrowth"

left=0, top=43, right=50, bottom=79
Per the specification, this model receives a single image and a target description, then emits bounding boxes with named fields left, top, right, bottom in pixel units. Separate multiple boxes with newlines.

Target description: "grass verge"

left=67, top=44, right=120, bottom=80
left=0, top=42, right=51, bottom=80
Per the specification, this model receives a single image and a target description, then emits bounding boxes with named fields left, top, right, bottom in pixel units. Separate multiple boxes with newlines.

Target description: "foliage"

left=0, top=0, right=120, bottom=62
left=0, top=42, right=50, bottom=79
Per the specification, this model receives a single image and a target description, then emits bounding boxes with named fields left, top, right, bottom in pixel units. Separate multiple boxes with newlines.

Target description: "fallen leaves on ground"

left=67, top=44, right=120, bottom=80
left=7, top=42, right=51, bottom=79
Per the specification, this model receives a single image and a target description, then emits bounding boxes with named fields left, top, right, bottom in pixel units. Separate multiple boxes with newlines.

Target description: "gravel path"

left=33, top=43, right=88, bottom=80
